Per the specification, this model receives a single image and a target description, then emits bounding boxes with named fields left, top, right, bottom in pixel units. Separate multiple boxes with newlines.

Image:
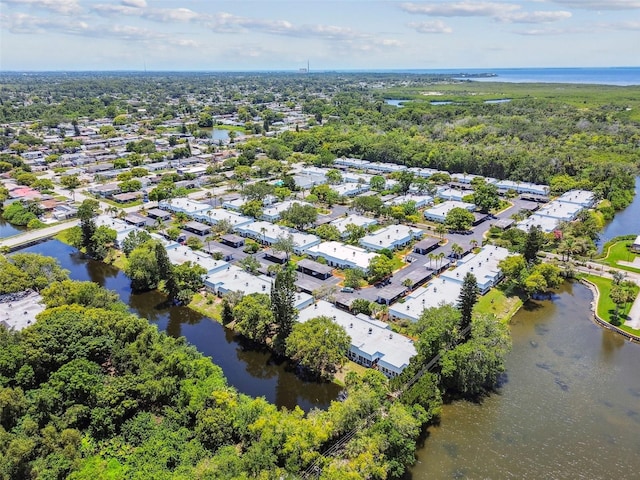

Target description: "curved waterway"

left=411, top=281, right=640, bottom=479
left=598, top=176, right=640, bottom=248
left=19, top=239, right=341, bottom=411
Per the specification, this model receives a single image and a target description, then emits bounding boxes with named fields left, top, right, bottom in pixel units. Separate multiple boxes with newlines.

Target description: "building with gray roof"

left=297, top=300, right=416, bottom=378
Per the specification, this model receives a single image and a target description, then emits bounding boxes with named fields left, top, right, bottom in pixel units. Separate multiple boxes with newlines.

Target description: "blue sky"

left=1, top=0, right=638, bottom=71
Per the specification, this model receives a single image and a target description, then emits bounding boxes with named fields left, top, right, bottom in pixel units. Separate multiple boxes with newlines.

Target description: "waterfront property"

left=297, top=300, right=416, bottom=378
left=440, top=245, right=510, bottom=294
left=306, top=241, right=377, bottom=272
left=389, top=279, right=462, bottom=323
left=390, top=246, right=511, bottom=321
left=360, top=224, right=423, bottom=252
left=204, top=265, right=314, bottom=310
left=166, top=245, right=229, bottom=275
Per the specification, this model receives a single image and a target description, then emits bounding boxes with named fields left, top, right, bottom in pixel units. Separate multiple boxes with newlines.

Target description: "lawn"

left=475, top=287, right=523, bottom=324
left=599, top=240, right=640, bottom=274
left=583, top=274, right=640, bottom=335
left=189, top=292, right=222, bottom=322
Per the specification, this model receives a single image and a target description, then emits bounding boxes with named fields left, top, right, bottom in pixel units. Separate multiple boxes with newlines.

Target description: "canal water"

left=597, top=176, right=640, bottom=248
left=411, top=281, right=640, bottom=479
left=0, top=218, right=25, bottom=239
left=19, top=239, right=341, bottom=411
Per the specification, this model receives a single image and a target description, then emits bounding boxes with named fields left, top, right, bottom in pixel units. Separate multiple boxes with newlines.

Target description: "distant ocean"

left=396, top=67, right=640, bottom=86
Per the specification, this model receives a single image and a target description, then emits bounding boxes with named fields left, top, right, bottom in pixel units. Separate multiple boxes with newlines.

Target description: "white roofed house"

left=495, top=180, right=550, bottom=196
left=306, top=241, right=377, bottom=272
left=93, top=215, right=135, bottom=248
left=440, top=245, right=510, bottom=294
left=297, top=300, right=416, bottom=378
left=389, top=279, right=462, bottom=323
left=235, top=221, right=321, bottom=254
left=330, top=214, right=377, bottom=238
left=159, top=198, right=210, bottom=216
left=424, top=200, right=476, bottom=223
left=166, top=245, right=230, bottom=275
left=204, top=265, right=314, bottom=310
left=193, top=208, right=253, bottom=230
left=261, top=200, right=313, bottom=222
left=331, top=183, right=370, bottom=197
left=359, top=224, right=423, bottom=252
left=556, top=190, right=596, bottom=208
left=385, top=194, right=434, bottom=209
left=334, top=157, right=371, bottom=169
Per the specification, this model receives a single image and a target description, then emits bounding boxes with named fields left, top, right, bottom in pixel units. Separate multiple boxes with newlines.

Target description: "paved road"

left=0, top=219, right=79, bottom=249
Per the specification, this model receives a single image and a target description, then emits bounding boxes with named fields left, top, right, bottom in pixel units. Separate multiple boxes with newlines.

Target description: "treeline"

left=0, top=258, right=431, bottom=479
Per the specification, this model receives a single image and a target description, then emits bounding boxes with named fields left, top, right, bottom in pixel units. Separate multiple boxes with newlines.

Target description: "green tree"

left=350, top=298, right=372, bottom=315
left=285, top=316, right=350, bottom=379
left=239, top=199, right=263, bottom=219
left=122, top=230, right=152, bottom=257
left=344, top=268, right=364, bottom=289
left=60, top=174, right=81, bottom=201
left=457, top=272, right=479, bottom=331
left=326, top=169, right=343, bottom=185
left=164, top=261, right=206, bottom=304
left=272, top=234, right=296, bottom=261
left=344, top=223, right=367, bottom=245
left=271, top=263, right=297, bottom=355
left=41, top=280, right=125, bottom=311
left=280, top=203, right=318, bottom=230
left=445, top=207, right=475, bottom=232
left=472, top=180, right=500, bottom=213
left=367, top=255, right=394, bottom=284
left=523, top=225, right=545, bottom=264
left=440, top=314, right=511, bottom=396
left=315, top=224, right=341, bottom=241
left=243, top=182, right=274, bottom=201
left=77, top=199, right=100, bottom=255
left=125, top=241, right=161, bottom=291
left=233, top=293, right=274, bottom=343
left=352, top=195, right=383, bottom=216
left=370, top=175, right=386, bottom=192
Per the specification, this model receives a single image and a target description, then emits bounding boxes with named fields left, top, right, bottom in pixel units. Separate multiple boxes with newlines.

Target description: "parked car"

left=340, top=287, right=354, bottom=293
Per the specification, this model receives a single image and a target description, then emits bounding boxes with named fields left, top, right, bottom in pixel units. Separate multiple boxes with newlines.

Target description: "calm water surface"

left=411, top=282, right=640, bottom=479
left=598, top=176, right=640, bottom=248
left=20, top=239, right=341, bottom=411
left=0, top=218, right=25, bottom=239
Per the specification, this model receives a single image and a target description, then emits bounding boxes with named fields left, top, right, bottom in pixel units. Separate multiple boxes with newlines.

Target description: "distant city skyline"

left=1, top=0, right=639, bottom=71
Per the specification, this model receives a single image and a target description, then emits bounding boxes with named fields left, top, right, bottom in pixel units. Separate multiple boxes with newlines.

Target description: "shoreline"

left=579, top=278, right=640, bottom=344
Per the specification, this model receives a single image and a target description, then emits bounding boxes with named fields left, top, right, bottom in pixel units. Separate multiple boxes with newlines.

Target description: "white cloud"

left=400, top=2, right=521, bottom=17
left=543, top=0, right=640, bottom=10
left=408, top=20, right=453, bottom=33
left=121, top=0, right=146, bottom=7
left=1, top=0, right=81, bottom=15
left=499, top=10, right=572, bottom=23
left=400, top=2, right=571, bottom=24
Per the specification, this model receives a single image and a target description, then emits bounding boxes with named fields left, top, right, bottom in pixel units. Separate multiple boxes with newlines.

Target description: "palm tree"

left=206, top=234, right=216, bottom=254
left=427, top=252, right=435, bottom=269
left=470, top=239, right=479, bottom=250
left=452, top=243, right=463, bottom=260
left=435, top=223, right=447, bottom=240
left=437, top=252, right=446, bottom=269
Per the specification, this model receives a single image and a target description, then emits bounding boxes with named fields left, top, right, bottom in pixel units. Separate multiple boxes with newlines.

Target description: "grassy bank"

left=582, top=274, right=640, bottom=335
left=475, top=287, right=524, bottom=324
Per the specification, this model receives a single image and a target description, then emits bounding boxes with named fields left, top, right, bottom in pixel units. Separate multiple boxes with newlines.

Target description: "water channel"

left=0, top=218, right=25, bottom=239
left=18, top=239, right=341, bottom=412
left=411, top=282, right=640, bottom=479
left=597, top=176, right=640, bottom=248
